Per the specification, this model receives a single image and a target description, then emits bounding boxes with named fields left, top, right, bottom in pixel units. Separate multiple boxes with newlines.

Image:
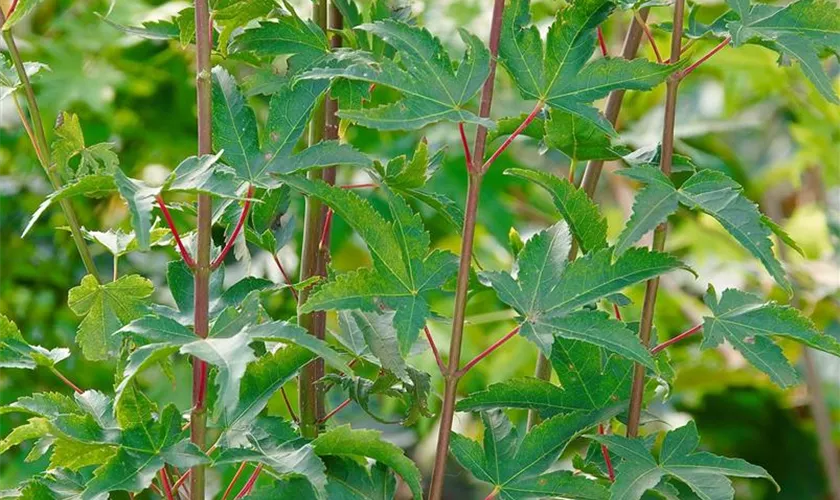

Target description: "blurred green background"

left=1, top=0, right=838, bottom=498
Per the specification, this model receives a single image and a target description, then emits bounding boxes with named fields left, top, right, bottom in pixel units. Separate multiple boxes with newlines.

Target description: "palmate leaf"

left=285, top=176, right=458, bottom=355
left=0, top=314, right=69, bottom=370
left=450, top=408, right=619, bottom=500
left=590, top=421, right=776, bottom=500
left=311, top=425, right=423, bottom=500
left=298, top=20, right=492, bottom=130
left=67, top=274, right=153, bottom=361
left=211, top=67, right=369, bottom=187
left=52, top=112, right=119, bottom=181
left=457, top=338, right=635, bottom=418
left=480, top=221, right=683, bottom=364
left=247, top=457, right=398, bottom=500
left=615, top=166, right=797, bottom=292
left=505, top=168, right=608, bottom=253
left=711, top=0, right=840, bottom=104
left=700, top=286, right=840, bottom=387
left=214, top=417, right=327, bottom=496
left=500, top=0, right=678, bottom=133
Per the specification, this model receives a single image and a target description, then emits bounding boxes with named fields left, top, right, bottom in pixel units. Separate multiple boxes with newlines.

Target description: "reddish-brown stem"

left=235, top=465, right=262, bottom=499
left=318, top=398, right=351, bottom=423
left=634, top=11, right=663, bottom=64
left=678, top=37, right=731, bottom=79
left=484, top=489, right=499, bottom=500
left=613, top=304, right=622, bottom=321
left=481, top=101, right=542, bottom=172
left=194, top=361, right=209, bottom=408
left=340, top=183, right=378, bottom=189
left=429, top=0, right=505, bottom=496
left=281, top=387, right=299, bottom=423
left=49, top=367, right=83, bottom=394
left=149, top=482, right=163, bottom=496
left=598, top=424, right=615, bottom=481
left=159, top=468, right=176, bottom=500
left=6, top=0, right=19, bottom=17
left=156, top=196, right=196, bottom=269
left=271, top=254, right=299, bottom=301
left=626, top=0, right=685, bottom=439
left=319, top=208, right=334, bottom=250
left=597, top=26, right=608, bottom=56
left=424, top=326, right=447, bottom=375
left=459, top=123, right=474, bottom=170
left=220, top=463, right=249, bottom=500
left=455, top=325, right=521, bottom=377
left=211, top=185, right=255, bottom=269
left=651, top=324, right=702, bottom=354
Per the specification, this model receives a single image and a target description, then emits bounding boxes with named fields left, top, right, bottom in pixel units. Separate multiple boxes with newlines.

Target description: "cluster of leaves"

left=2, top=0, right=839, bottom=498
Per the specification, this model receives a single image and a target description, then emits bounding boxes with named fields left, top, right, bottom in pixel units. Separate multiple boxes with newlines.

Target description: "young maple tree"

left=1, top=0, right=839, bottom=499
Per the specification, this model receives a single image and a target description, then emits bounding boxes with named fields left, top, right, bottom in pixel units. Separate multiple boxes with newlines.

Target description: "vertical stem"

left=527, top=8, right=652, bottom=430
left=429, top=2, right=504, bottom=495
left=190, top=1, right=213, bottom=498
left=298, top=0, right=334, bottom=439
left=802, top=349, right=840, bottom=500
left=625, top=0, right=684, bottom=438
left=0, top=9, right=101, bottom=283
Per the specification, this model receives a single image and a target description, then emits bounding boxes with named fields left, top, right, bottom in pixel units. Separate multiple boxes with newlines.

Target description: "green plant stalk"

left=0, top=10, right=101, bottom=283
left=428, top=0, right=505, bottom=497
left=297, top=0, right=330, bottom=440
left=625, top=0, right=685, bottom=438
left=190, top=0, right=213, bottom=498
left=527, top=7, right=652, bottom=430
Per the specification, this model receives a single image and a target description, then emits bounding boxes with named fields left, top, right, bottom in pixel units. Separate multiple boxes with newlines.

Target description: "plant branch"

left=678, top=37, right=731, bottom=80
left=597, top=26, right=608, bottom=56
left=528, top=8, right=652, bottom=430
left=234, top=464, right=263, bottom=499
left=429, top=0, right=505, bottom=496
left=49, top=366, right=83, bottom=394
left=318, top=208, right=334, bottom=250
left=212, top=185, right=255, bottom=269
left=340, top=183, right=377, bottom=189
left=455, top=325, right=521, bottom=377
left=159, top=468, right=176, bottom=500
left=626, top=0, right=685, bottom=439
left=156, top=195, right=196, bottom=268
left=424, top=326, right=447, bottom=374
left=318, top=398, right=351, bottom=423
left=634, top=10, right=663, bottom=64
left=651, top=324, right=702, bottom=354
left=189, top=1, right=213, bottom=498
left=480, top=101, right=542, bottom=172
left=271, top=253, right=299, bottom=301
left=598, top=424, right=615, bottom=482
left=220, top=462, right=249, bottom=500
left=459, top=123, right=474, bottom=170
left=0, top=9, right=101, bottom=283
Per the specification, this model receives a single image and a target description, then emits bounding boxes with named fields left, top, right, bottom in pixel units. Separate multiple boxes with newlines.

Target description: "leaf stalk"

left=650, top=324, right=702, bottom=354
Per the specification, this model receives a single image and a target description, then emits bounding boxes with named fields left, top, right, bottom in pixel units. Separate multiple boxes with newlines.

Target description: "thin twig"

left=481, top=101, right=542, bottom=172
left=220, top=462, right=249, bottom=500
left=650, top=324, right=702, bottom=354
left=156, top=195, right=196, bottom=268
left=234, top=464, right=263, bottom=499
left=634, top=11, right=663, bottom=64
left=271, top=253, right=299, bottom=301
left=340, top=183, right=378, bottom=189
left=212, top=185, right=255, bottom=269
left=455, top=325, right=521, bottom=377
left=678, top=37, right=731, bottom=79
left=318, top=398, right=351, bottom=423
left=424, top=326, right=447, bottom=375
left=49, top=367, right=83, bottom=394
left=318, top=208, right=334, bottom=250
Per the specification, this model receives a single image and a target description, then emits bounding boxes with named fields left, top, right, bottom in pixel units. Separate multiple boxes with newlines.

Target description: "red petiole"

left=455, top=325, right=521, bottom=377
left=211, top=185, right=255, bottom=269
left=651, top=324, right=702, bottom=354
left=480, top=102, right=542, bottom=173
left=459, top=123, right=474, bottom=171
left=598, top=424, right=616, bottom=481
left=156, top=195, right=196, bottom=269
left=318, top=398, right=351, bottom=423
left=597, top=26, right=608, bottom=56
left=424, top=325, right=447, bottom=374
left=272, top=254, right=299, bottom=301
left=678, top=37, right=731, bottom=79
left=220, top=463, right=248, bottom=500
left=159, top=468, right=176, bottom=500
left=634, top=11, right=662, bottom=64
left=234, top=464, right=262, bottom=499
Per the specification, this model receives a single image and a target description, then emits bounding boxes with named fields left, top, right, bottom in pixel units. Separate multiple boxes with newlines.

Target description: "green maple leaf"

left=457, top=338, right=635, bottom=418
left=82, top=405, right=208, bottom=498
left=285, top=176, right=458, bottom=355
left=505, top=168, right=608, bottom=253
left=719, top=0, right=840, bottom=104
left=52, top=112, right=119, bottom=181
left=211, top=66, right=369, bottom=187
left=312, top=425, right=423, bottom=500
left=480, top=221, right=684, bottom=363
left=298, top=20, right=492, bottom=130
left=67, top=274, right=153, bottom=361
left=615, top=166, right=799, bottom=292
left=0, top=314, right=70, bottom=370
left=500, top=0, right=678, bottom=133
left=590, top=421, right=776, bottom=500
left=699, top=286, right=840, bottom=387
left=214, top=417, right=327, bottom=495
left=372, top=141, right=464, bottom=232
left=0, top=53, right=48, bottom=101
left=450, top=408, right=619, bottom=500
